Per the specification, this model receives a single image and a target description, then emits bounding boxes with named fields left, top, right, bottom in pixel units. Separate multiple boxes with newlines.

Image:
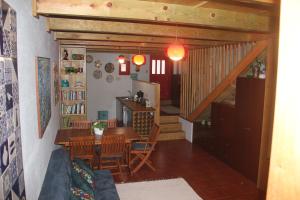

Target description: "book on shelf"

left=61, top=90, right=86, bottom=101
left=61, top=103, right=86, bottom=115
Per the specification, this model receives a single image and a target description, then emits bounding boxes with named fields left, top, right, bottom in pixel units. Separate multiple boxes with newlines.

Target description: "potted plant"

left=92, top=121, right=107, bottom=135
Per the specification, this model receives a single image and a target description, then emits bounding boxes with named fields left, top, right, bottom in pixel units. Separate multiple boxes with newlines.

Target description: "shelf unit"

left=59, top=46, right=87, bottom=128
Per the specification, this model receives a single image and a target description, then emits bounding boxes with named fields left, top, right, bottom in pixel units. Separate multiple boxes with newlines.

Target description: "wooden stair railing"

left=187, top=40, right=268, bottom=121
left=180, top=42, right=256, bottom=119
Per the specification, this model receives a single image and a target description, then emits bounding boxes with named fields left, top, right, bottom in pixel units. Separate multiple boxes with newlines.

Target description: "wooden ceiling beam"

left=59, top=39, right=187, bottom=48
left=36, top=0, right=271, bottom=32
left=87, top=49, right=159, bottom=54
left=48, top=18, right=269, bottom=42
left=54, top=32, right=229, bottom=46
left=224, top=0, right=277, bottom=6
left=85, top=45, right=162, bottom=52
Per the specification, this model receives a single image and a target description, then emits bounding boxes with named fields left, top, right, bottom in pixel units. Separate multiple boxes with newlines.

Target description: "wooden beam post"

left=257, top=38, right=277, bottom=190
left=32, top=0, right=37, bottom=17
left=187, top=40, right=268, bottom=121
left=266, top=1, right=300, bottom=199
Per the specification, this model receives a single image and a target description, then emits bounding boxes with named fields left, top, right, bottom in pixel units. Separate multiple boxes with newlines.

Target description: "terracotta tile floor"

left=118, top=140, right=265, bottom=200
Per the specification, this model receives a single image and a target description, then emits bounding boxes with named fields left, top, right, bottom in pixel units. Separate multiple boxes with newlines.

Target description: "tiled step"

left=160, top=115, right=179, bottom=124
left=159, top=115, right=185, bottom=141
left=160, top=123, right=182, bottom=133
left=158, top=131, right=185, bottom=141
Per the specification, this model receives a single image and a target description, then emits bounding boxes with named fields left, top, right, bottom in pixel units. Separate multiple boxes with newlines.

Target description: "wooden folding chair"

left=71, top=120, right=92, bottom=129
left=69, top=135, right=96, bottom=168
left=99, top=134, right=126, bottom=180
left=129, top=124, right=160, bottom=174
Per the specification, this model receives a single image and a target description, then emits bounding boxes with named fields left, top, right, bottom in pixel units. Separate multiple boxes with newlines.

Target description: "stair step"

left=158, top=131, right=185, bottom=141
left=160, top=123, right=182, bottom=133
left=160, top=115, right=179, bottom=124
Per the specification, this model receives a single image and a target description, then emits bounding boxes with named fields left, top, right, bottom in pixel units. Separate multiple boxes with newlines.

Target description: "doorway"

left=150, top=54, right=180, bottom=116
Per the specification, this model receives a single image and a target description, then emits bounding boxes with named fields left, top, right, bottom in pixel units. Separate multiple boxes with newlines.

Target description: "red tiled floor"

left=118, top=140, right=265, bottom=200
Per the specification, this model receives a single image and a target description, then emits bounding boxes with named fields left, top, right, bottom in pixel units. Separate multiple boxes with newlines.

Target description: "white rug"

left=116, top=178, right=203, bottom=200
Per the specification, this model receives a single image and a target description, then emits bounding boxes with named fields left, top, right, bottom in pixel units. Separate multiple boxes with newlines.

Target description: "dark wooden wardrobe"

left=211, top=77, right=265, bottom=183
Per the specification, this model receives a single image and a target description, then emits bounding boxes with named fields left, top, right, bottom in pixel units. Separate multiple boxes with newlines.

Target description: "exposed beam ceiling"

left=54, top=32, right=229, bottom=46
left=48, top=18, right=269, bottom=42
left=36, top=0, right=271, bottom=32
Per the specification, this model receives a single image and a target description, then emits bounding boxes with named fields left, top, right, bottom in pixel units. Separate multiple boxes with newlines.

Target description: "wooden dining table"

left=55, top=127, right=140, bottom=167
left=55, top=127, right=140, bottom=146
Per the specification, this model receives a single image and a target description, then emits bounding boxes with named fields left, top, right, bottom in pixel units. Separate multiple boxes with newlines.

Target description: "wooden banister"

left=187, top=40, right=268, bottom=122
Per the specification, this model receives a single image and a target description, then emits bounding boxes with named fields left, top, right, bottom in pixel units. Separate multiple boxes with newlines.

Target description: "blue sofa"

left=38, top=148, right=120, bottom=200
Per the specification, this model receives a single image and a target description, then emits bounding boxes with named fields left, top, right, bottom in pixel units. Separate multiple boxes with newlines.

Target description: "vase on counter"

left=94, top=128, right=103, bottom=136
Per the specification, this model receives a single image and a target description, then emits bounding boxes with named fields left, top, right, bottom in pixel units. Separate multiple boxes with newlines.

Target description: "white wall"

left=87, top=53, right=150, bottom=120
left=179, top=117, right=194, bottom=143
left=6, top=0, right=59, bottom=199
left=132, top=80, right=158, bottom=108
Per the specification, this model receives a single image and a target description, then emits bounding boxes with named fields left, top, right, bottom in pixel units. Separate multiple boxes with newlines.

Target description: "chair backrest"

left=96, top=119, right=117, bottom=128
left=107, top=119, right=117, bottom=128
left=71, top=120, right=92, bottom=129
left=101, top=134, right=126, bottom=157
left=148, top=123, right=160, bottom=144
left=69, top=135, right=95, bottom=160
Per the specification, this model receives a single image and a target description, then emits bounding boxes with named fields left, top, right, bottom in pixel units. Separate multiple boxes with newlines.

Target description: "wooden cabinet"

left=211, top=102, right=236, bottom=164
left=210, top=77, right=265, bottom=183
left=231, top=77, right=265, bottom=183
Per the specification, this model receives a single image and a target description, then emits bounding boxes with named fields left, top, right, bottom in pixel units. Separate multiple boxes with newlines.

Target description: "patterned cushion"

left=73, top=158, right=94, bottom=178
left=72, top=162, right=94, bottom=195
left=71, top=187, right=95, bottom=200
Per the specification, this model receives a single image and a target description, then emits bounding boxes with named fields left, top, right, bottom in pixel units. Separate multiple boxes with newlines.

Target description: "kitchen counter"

left=116, top=97, right=155, bottom=137
left=116, top=97, right=155, bottom=112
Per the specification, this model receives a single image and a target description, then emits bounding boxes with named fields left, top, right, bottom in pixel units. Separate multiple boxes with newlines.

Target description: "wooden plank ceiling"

left=33, top=0, right=276, bottom=53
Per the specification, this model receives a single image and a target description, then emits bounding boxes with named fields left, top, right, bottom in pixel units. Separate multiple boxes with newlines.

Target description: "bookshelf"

left=59, top=46, right=87, bottom=128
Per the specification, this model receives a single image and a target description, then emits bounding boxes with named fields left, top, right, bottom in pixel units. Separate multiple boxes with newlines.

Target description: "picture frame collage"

left=0, top=1, right=26, bottom=199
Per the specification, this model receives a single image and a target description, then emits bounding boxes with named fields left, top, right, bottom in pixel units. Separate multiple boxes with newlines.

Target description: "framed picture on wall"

left=119, top=60, right=130, bottom=75
left=53, top=63, right=59, bottom=105
left=36, top=57, right=51, bottom=138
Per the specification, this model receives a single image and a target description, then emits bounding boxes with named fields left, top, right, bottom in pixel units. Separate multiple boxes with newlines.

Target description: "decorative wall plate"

left=94, top=60, right=102, bottom=68
left=105, top=62, right=114, bottom=73
left=106, top=74, right=114, bottom=83
left=86, top=55, right=93, bottom=63
left=93, top=69, right=102, bottom=79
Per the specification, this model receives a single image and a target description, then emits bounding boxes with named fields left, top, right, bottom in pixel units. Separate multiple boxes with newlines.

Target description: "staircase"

left=158, top=115, right=185, bottom=141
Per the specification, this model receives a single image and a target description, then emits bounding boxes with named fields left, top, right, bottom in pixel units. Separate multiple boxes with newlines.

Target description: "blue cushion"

left=132, top=142, right=148, bottom=150
left=94, top=170, right=120, bottom=200
left=39, top=148, right=72, bottom=200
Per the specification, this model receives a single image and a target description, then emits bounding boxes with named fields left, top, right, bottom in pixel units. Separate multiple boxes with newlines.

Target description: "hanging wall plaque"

left=105, top=62, right=114, bottom=73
